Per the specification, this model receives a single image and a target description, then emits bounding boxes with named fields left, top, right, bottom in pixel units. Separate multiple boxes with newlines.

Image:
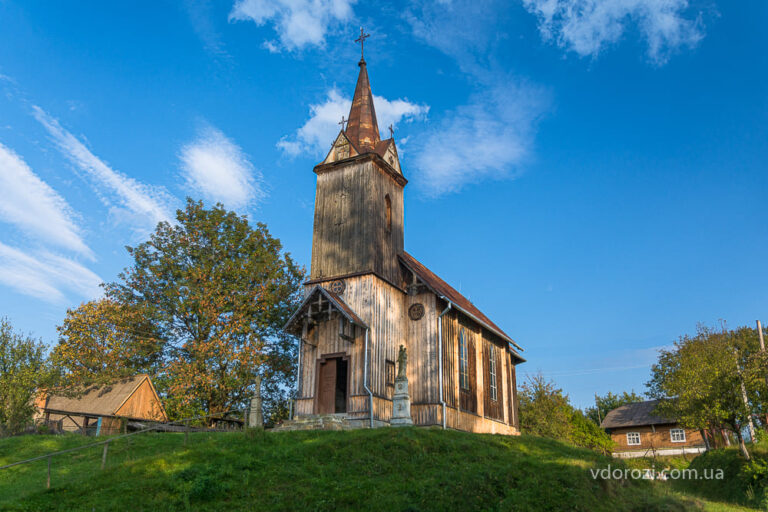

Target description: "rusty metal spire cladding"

left=345, top=28, right=380, bottom=152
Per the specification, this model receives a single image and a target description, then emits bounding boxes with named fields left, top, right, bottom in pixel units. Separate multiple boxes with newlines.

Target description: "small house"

left=600, top=399, right=707, bottom=458
left=35, top=374, right=167, bottom=435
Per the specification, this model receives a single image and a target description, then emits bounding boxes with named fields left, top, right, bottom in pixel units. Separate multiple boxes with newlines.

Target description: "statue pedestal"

left=390, top=376, right=413, bottom=426
left=247, top=377, right=263, bottom=429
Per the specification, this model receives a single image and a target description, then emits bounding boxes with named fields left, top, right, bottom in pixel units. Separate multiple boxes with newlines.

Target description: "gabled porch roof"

left=283, top=285, right=368, bottom=335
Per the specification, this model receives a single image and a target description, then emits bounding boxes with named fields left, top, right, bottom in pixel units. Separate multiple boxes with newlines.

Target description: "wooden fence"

left=0, top=410, right=246, bottom=490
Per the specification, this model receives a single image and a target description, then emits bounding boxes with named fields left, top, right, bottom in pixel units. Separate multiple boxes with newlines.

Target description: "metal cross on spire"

left=388, top=124, right=394, bottom=138
left=355, top=27, right=370, bottom=61
left=339, top=115, right=348, bottom=131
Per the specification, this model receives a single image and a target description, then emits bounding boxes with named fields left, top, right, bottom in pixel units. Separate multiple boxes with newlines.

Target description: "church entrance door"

left=315, top=354, right=348, bottom=414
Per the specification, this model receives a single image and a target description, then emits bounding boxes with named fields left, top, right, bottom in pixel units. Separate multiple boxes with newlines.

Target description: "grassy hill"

left=0, top=428, right=753, bottom=511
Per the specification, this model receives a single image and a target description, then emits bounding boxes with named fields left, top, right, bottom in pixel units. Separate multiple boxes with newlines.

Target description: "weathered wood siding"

left=436, top=308, right=520, bottom=435
left=609, top=425, right=706, bottom=452
left=482, top=333, right=504, bottom=421
left=115, top=379, right=166, bottom=421
left=297, top=274, right=404, bottom=422
left=405, top=291, right=438, bottom=405
left=310, top=159, right=404, bottom=285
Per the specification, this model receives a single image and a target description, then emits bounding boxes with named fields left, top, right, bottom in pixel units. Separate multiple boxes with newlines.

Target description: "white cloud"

left=522, top=0, right=704, bottom=64
left=0, top=142, right=93, bottom=259
left=411, top=79, right=548, bottom=196
left=0, top=242, right=102, bottom=304
left=229, top=0, right=355, bottom=51
left=278, top=88, right=429, bottom=157
left=179, top=125, right=263, bottom=209
left=32, top=106, right=175, bottom=233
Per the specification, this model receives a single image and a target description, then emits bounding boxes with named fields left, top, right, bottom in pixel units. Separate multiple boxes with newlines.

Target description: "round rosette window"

left=408, top=303, right=425, bottom=321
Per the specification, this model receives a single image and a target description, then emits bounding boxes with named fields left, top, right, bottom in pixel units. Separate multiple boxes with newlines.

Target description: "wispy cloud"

left=183, top=0, right=232, bottom=60
left=411, top=77, right=548, bottom=196
left=179, top=124, right=263, bottom=209
left=32, top=106, right=175, bottom=234
left=0, top=142, right=93, bottom=259
left=0, top=242, right=102, bottom=304
left=406, top=0, right=549, bottom=196
left=278, top=88, right=429, bottom=157
left=521, top=0, right=705, bottom=64
left=228, top=0, right=355, bottom=52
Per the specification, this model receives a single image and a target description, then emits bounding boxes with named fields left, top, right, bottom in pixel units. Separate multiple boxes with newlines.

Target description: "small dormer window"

left=385, top=194, right=392, bottom=232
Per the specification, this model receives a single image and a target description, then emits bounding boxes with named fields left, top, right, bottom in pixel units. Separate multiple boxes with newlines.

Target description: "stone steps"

left=271, top=414, right=358, bottom=432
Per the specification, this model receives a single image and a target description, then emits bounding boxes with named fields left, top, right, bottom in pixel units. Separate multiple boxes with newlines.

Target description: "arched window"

left=385, top=194, right=392, bottom=233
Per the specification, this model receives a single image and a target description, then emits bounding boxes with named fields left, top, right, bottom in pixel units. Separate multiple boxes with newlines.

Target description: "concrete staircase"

left=271, top=414, right=359, bottom=432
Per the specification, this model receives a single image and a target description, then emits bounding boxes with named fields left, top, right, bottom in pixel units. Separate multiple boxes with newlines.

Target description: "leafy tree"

left=0, top=318, right=49, bottom=436
left=584, top=390, right=645, bottom=426
left=569, top=410, right=615, bottom=454
left=519, top=374, right=573, bottom=440
left=648, top=323, right=767, bottom=459
left=105, top=199, right=304, bottom=423
left=52, top=299, right=163, bottom=386
left=519, top=374, right=614, bottom=453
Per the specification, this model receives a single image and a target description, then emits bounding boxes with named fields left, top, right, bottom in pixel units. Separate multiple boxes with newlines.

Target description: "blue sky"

left=0, top=0, right=765, bottom=408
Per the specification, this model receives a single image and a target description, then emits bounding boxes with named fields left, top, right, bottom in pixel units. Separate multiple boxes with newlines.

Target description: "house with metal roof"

left=600, top=400, right=707, bottom=458
left=282, top=37, right=524, bottom=435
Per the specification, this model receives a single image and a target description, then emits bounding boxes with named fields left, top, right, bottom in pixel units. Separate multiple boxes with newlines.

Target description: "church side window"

left=385, top=194, right=392, bottom=232
left=489, top=344, right=498, bottom=401
left=459, top=328, right=469, bottom=390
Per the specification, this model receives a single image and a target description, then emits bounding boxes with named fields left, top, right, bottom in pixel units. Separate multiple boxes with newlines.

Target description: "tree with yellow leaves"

left=104, top=199, right=304, bottom=423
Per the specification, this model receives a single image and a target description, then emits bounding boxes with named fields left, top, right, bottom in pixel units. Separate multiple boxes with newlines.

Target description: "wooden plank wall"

left=297, top=274, right=403, bottom=422
left=115, top=379, right=166, bottom=421
left=310, top=161, right=404, bottom=285
left=295, top=272, right=521, bottom=435
left=439, top=308, right=520, bottom=434
left=482, top=334, right=504, bottom=421
left=405, top=292, right=437, bottom=405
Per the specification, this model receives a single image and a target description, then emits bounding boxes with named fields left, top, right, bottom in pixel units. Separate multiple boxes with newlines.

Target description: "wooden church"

left=284, top=40, right=525, bottom=435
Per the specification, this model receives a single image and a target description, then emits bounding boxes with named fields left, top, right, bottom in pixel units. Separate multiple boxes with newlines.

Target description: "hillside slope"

left=0, top=428, right=744, bottom=511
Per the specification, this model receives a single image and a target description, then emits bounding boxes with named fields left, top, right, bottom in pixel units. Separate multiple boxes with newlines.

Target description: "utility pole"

left=734, top=345, right=756, bottom=443
left=758, top=320, right=768, bottom=429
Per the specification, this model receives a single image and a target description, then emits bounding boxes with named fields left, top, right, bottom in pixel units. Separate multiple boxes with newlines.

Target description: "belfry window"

left=459, top=328, right=469, bottom=390
left=385, top=194, right=392, bottom=232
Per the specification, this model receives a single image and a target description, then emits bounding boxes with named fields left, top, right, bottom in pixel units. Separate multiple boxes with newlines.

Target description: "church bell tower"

left=309, top=41, right=406, bottom=286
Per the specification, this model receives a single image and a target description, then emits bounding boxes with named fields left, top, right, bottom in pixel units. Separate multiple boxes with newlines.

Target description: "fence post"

left=184, top=420, right=189, bottom=446
left=46, top=456, right=51, bottom=489
left=101, top=441, right=109, bottom=470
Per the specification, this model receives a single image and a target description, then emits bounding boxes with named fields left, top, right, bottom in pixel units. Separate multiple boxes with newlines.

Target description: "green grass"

left=0, top=428, right=754, bottom=511
left=668, top=442, right=768, bottom=510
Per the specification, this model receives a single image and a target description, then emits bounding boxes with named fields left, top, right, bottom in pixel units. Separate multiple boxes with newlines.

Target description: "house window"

left=626, top=432, right=641, bottom=446
left=459, top=328, right=469, bottom=390
left=670, top=429, right=686, bottom=443
left=489, top=344, right=498, bottom=401
left=385, top=194, right=392, bottom=232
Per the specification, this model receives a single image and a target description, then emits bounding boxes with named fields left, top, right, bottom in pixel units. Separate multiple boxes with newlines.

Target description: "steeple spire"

left=345, top=29, right=380, bottom=151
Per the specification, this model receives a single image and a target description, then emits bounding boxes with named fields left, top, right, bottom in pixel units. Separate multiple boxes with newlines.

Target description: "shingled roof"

left=600, top=399, right=675, bottom=429
left=40, top=374, right=167, bottom=421
left=399, top=252, right=524, bottom=361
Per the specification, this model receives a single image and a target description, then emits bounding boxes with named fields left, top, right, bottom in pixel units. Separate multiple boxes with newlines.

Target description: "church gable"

left=374, top=139, right=402, bottom=175
left=321, top=131, right=360, bottom=165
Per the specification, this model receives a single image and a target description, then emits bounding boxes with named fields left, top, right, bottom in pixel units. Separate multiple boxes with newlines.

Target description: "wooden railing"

left=0, top=409, right=246, bottom=490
